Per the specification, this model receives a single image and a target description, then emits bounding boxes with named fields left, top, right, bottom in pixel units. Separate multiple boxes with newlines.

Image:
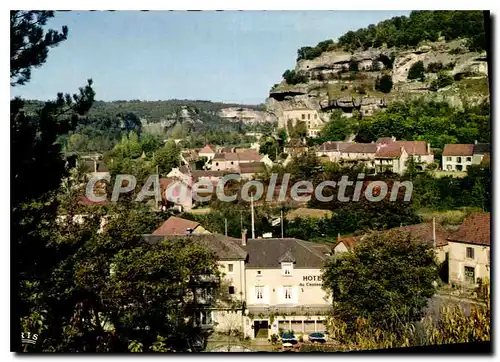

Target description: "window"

left=464, top=266, right=475, bottom=284
left=257, top=270, right=262, bottom=276
left=301, top=114, right=305, bottom=120
left=228, top=264, right=234, bottom=273
left=282, top=262, right=293, bottom=276
left=230, top=161, right=234, bottom=165
left=456, top=157, right=462, bottom=163
left=466, top=247, right=474, bottom=259
left=284, top=286, right=292, bottom=300
left=466, top=157, right=472, bottom=162
left=446, top=157, right=452, bottom=161
left=314, top=114, right=317, bottom=119
left=228, top=286, right=235, bottom=295
left=255, top=286, right=264, bottom=300
left=307, top=114, right=311, bottom=120
left=215, top=162, right=219, bottom=166
left=200, top=310, right=212, bottom=325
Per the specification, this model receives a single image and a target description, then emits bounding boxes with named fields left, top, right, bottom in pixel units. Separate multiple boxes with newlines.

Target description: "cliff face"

left=267, top=38, right=489, bottom=129
left=217, top=107, right=277, bottom=124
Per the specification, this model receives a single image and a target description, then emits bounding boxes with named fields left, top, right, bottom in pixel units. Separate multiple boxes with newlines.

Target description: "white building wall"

left=442, top=155, right=473, bottom=171
left=448, top=241, right=490, bottom=286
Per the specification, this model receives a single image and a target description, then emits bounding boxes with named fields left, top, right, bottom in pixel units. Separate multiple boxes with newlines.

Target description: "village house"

left=242, top=235, right=332, bottom=339
left=442, top=144, right=475, bottom=172
left=447, top=213, right=490, bottom=287
left=238, top=162, right=267, bottom=180
left=142, top=232, right=247, bottom=334
left=334, top=220, right=450, bottom=264
left=282, top=108, right=324, bottom=138
left=211, top=149, right=263, bottom=172
left=198, top=144, right=217, bottom=161
left=283, top=138, right=307, bottom=156
left=152, top=216, right=211, bottom=236
left=316, top=137, right=434, bottom=175
left=442, top=142, right=491, bottom=172
left=142, top=225, right=334, bottom=340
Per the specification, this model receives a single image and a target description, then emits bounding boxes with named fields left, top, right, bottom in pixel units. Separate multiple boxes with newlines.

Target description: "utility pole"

left=281, top=209, right=284, bottom=239
left=240, top=210, right=243, bottom=232
left=156, top=164, right=160, bottom=210
left=251, top=194, right=255, bottom=239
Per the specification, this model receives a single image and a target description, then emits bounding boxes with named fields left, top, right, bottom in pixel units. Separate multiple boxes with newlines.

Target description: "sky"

left=12, top=10, right=411, bottom=105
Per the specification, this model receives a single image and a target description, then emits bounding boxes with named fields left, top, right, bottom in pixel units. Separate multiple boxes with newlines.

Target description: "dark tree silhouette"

left=11, top=11, right=69, bottom=86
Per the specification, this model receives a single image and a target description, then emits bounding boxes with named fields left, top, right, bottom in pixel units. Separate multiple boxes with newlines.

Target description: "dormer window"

left=282, top=262, right=293, bottom=276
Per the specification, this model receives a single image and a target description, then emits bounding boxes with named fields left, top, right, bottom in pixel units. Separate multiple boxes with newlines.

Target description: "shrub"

left=282, top=69, right=309, bottom=85
left=430, top=71, right=454, bottom=91
left=355, top=85, right=366, bottom=94
left=407, top=61, right=425, bottom=81
left=426, top=61, right=443, bottom=73
left=376, top=74, right=393, bottom=93
left=270, top=334, right=280, bottom=344
left=443, top=62, right=456, bottom=70
left=448, top=47, right=465, bottom=55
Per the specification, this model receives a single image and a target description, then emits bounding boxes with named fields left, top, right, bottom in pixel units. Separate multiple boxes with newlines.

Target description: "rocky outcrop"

left=267, top=38, right=489, bottom=128
left=217, top=107, right=277, bottom=124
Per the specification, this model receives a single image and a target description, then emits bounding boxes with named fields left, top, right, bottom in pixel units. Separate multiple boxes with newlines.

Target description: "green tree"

left=407, top=61, right=425, bottom=81
left=259, top=137, right=280, bottom=161
left=322, top=229, right=438, bottom=333
left=377, top=74, right=393, bottom=93
left=153, top=141, right=180, bottom=175
left=349, top=58, right=359, bottom=72
left=319, top=116, right=357, bottom=142
left=11, top=11, right=96, bottom=352
left=429, top=71, right=454, bottom=91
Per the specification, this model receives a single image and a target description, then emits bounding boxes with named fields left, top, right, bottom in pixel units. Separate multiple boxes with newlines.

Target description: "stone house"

left=447, top=213, right=490, bottom=286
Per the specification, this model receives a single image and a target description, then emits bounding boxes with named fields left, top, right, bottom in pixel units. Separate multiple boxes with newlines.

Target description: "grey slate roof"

left=473, top=143, right=490, bottom=155
left=243, top=238, right=331, bottom=268
left=142, top=233, right=247, bottom=260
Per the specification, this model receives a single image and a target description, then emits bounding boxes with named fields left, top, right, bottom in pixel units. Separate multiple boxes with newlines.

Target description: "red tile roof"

left=343, top=143, right=378, bottom=153
left=442, top=144, right=474, bottom=156
left=392, top=222, right=449, bottom=247
left=337, top=221, right=450, bottom=249
left=199, top=144, right=216, bottom=154
left=239, top=162, right=266, bottom=174
left=152, top=216, right=201, bottom=236
left=336, top=235, right=360, bottom=250
left=375, top=143, right=404, bottom=158
left=447, top=213, right=490, bottom=246
left=395, top=141, right=429, bottom=156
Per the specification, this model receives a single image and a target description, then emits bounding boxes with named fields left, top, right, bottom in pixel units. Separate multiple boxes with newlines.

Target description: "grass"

left=434, top=171, right=467, bottom=178
left=189, top=207, right=212, bottom=215
left=457, top=77, right=490, bottom=95
left=418, top=206, right=484, bottom=226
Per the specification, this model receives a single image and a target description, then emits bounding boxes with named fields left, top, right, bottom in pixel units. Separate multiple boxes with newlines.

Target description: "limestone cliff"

left=267, top=38, right=489, bottom=129
left=217, top=107, right=277, bottom=124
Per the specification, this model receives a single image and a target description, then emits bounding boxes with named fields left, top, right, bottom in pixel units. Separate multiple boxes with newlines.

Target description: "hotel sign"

left=299, top=275, right=323, bottom=287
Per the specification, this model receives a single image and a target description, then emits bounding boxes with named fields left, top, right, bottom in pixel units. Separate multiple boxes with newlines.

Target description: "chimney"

left=432, top=217, right=437, bottom=248
left=427, top=143, right=431, bottom=154
left=241, top=229, right=247, bottom=246
left=474, top=140, right=478, bottom=145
